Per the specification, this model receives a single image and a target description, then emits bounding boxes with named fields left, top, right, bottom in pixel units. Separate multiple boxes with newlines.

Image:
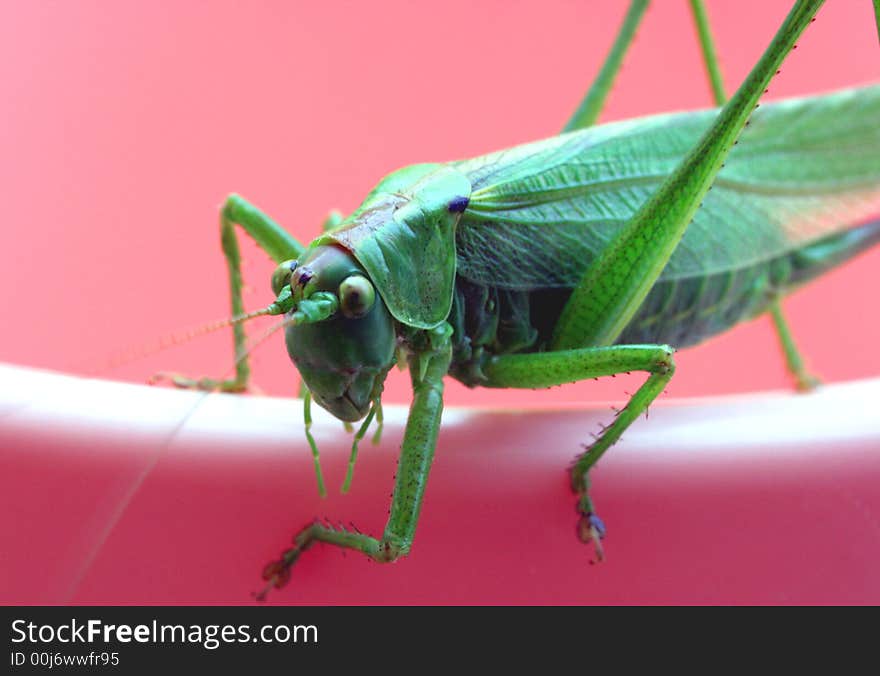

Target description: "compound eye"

left=339, top=275, right=376, bottom=318
left=271, top=259, right=298, bottom=296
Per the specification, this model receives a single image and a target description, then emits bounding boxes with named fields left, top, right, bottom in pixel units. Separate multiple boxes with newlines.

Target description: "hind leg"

left=769, top=300, right=820, bottom=391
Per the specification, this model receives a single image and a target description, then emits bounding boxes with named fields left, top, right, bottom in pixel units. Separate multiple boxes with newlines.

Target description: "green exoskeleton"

left=163, top=0, right=880, bottom=598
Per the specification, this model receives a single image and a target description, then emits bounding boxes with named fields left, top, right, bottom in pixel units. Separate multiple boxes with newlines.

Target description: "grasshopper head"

left=270, top=244, right=396, bottom=422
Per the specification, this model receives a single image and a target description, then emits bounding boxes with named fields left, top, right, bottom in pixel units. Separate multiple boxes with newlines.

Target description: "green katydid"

left=157, top=0, right=880, bottom=599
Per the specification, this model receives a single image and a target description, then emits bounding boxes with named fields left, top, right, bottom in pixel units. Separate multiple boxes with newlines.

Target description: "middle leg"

left=482, top=344, right=676, bottom=559
left=258, top=324, right=453, bottom=600
left=153, top=194, right=305, bottom=392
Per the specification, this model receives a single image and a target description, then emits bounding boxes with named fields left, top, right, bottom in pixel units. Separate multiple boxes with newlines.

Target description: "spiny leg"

left=155, top=194, right=305, bottom=392
left=562, top=0, right=649, bottom=132
left=483, top=344, right=675, bottom=561
left=258, top=324, right=452, bottom=600
left=537, top=1, right=821, bottom=558
left=552, top=0, right=824, bottom=352
left=527, top=2, right=821, bottom=560
left=688, top=0, right=819, bottom=391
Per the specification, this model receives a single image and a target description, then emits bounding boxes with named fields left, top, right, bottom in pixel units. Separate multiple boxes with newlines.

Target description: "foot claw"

left=577, top=513, right=606, bottom=563
left=255, top=555, right=295, bottom=602
left=255, top=523, right=318, bottom=601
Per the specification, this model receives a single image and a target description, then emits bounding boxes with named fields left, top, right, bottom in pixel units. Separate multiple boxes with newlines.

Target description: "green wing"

left=454, top=85, right=880, bottom=290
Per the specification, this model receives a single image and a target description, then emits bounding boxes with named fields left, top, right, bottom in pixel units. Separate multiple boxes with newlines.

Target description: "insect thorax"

left=445, top=265, right=791, bottom=389
left=447, top=277, right=559, bottom=387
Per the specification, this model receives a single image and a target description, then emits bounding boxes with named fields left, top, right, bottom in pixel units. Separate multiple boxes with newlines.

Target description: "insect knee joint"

left=374, top=537, right=410, bottom=563
left=653, top=346, right=676, bottom=375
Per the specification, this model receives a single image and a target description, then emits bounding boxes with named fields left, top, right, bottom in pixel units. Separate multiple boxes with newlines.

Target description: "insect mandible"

left=154, top=0, right=880, bottom=599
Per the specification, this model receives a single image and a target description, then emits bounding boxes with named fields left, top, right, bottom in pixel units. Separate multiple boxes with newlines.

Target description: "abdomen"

left=449, top=218, right=880, bottom=383
left=620, top=217, right=880, bottom=347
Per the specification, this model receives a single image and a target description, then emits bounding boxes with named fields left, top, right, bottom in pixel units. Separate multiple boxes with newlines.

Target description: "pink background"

left=1, top=0, right=878, bottom=406
left=3, top=367, right=879, bottom=605
left=1, top=2, right=879, bottom=606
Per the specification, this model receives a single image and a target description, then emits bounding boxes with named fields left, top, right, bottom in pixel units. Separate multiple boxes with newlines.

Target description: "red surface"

left=2, top=366, right=879, bottom=605
left=1, top=2, right=879, bottom=605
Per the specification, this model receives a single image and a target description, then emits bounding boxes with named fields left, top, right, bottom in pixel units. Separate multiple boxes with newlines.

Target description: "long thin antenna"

left=91, top=307, right=274, bottom=376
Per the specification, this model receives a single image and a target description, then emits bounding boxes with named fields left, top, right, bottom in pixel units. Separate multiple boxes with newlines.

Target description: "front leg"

left=153, top=194, right=306, bottom=392
left=258, top=324, right=453, bottom=600
left=157, top=202, right=347, bottom=395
